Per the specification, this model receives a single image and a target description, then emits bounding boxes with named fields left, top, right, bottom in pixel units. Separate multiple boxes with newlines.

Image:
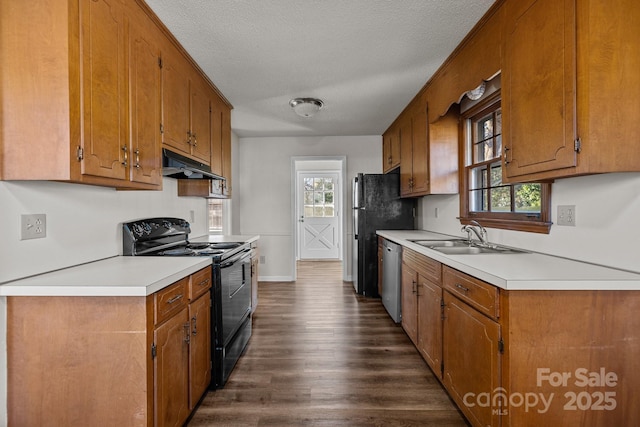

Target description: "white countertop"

left=0, top=256, right=212, bottom=297
left=0, top=235, right=260, bottom=297
left=377, top=230, right=640, bottom=291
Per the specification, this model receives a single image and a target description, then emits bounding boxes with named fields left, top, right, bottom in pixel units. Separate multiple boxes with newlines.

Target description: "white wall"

left=0, top=178, right=208, bottom=283
left=418, top=172, right=640, bottom=273
left=237, top=136, right=381, bottom=281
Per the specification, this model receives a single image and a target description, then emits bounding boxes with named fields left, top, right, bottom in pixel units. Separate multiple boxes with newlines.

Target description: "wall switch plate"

left=21, top=214, right=47, bottom=240
left=557, top=205, right=576, bottom=226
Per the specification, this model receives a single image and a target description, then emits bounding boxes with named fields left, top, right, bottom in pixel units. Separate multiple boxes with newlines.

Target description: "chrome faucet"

left=462, top=220, right=488, bottom=245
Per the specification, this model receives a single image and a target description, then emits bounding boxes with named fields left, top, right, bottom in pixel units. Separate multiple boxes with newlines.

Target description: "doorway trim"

left=291, top=156, right=347, bottom=282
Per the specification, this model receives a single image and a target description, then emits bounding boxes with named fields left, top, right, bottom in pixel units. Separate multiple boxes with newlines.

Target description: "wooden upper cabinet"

left=502, top=0, right=640, bottom=181
left=129, top=8, right=163, bottom=186
left=399, top=113, right=415, bottom=197
left=189, top=76, right=213, bottom=165
left=409, top=102, right=430, bottom=196
left=382, top=126, right=400, bottom=172
left=395, top=94, right=458, bottom=198
left=1, top=0, right=231, bottom=189
left=502, top=0, right=577, bottom=180
left=221, top=105, right=233, bottom=197
left=80, top=0, right=128, bottom=182
left=0, top=0, right=164, bottom=189
left=161, top=44, right=216, bottom=167
left=399, top=99, right=430, bottom=197
left=161, top=44, right=193, bottom=157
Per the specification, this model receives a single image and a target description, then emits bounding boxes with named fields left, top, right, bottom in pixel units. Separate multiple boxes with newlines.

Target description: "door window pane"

left=304, top=176, right=336, bottom=217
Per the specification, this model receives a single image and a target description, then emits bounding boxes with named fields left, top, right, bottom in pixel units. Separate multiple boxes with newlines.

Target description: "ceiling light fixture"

left=289, top=97, right=324, bottom=118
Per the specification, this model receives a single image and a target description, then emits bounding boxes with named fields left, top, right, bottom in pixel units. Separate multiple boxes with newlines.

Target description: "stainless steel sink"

left=410, top=239, right=527, bottom=255
left=433, top=245, right=526, bottom=255
left=410, top=239, right=469, bottom=248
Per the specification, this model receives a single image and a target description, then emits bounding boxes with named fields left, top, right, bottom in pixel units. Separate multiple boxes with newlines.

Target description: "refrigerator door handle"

left=353, top=207, right=359, bottom=239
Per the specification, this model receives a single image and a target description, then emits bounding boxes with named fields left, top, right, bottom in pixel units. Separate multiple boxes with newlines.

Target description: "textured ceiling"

left=145, top=0, right=496, bottom=137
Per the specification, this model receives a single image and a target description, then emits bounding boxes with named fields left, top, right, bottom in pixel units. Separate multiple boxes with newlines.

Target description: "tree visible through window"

left=461, top=93, right=551, bottom=233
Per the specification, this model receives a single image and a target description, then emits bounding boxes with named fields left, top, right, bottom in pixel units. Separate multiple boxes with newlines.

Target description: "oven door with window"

left=220, top=249, right=252, bottom=345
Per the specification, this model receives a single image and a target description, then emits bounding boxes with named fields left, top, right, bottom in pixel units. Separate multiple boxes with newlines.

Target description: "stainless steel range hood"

left=162, top=149, right=225, bottom=181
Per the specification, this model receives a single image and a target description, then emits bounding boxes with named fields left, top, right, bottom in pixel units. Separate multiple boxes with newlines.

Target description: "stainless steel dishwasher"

left=381, top=239, right=402, bottom=323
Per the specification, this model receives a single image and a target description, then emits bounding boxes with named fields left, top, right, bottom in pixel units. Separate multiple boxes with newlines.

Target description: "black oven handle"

left=220, top=248, right=252, bottom=268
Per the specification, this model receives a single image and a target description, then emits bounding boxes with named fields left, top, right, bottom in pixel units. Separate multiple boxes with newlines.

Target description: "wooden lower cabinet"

left=7, top=266, right=212, bottom=427
left=443, top=290, right=502, bottom=427
left=417, top=277, right=443, bottom=378
left=154, top=307, right=191, bottom=427
left=400, top=252, right=640, bottom=427
left=189, top=292, right=212, bottom=409
left=401, top=248, right=443, bottom=377
left=401, top=259, right=419, bottom=345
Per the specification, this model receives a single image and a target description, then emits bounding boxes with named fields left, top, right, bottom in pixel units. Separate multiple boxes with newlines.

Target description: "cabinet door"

left=417, top=276, right=442, bottom=379
left=129, top=16, right=162, bottom=186
left=401, top=263, right=418, bottom=345
left=154, top=308, right=190, bottom=427
left=399, top=116, right=414, bottom=197
left=189, top=293, right=211, bottom=409
left=502, top=0, right=577, bottom=179
left=221, top=106, right=232, bottom=196
left=80, top=0, right=128, bottom=181
left=382, top=128, right=400, bottom=173
left=190, top=77, right=212, bottom=164
left=409, top=105, right=429, bottom=195
left=210, top=96, right=224, bottom=176
left=162, top=46, right=192, bottom=156
left=443, top=291, right=501, bottom=427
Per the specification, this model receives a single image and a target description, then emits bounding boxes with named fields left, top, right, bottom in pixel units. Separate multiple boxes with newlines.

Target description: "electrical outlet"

left=260, top=255, right=265, bottom=264
left=21, top=214, right=47, bottom=240
left=557, top=205, right=576, bottom=226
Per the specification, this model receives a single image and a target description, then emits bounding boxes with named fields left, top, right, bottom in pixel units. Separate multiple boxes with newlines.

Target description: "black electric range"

left=122, top=217, right=253, bottom=389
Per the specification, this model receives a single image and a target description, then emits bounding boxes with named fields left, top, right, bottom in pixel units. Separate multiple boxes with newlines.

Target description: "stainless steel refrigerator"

left=352, top=173, right=415, bottom=297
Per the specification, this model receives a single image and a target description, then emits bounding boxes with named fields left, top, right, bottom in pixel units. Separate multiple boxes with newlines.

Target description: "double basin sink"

left=410, top=239, right=527, bottom=255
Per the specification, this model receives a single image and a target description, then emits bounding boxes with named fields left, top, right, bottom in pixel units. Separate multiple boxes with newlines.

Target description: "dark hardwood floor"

left=188, top=261, right=469, bottom=426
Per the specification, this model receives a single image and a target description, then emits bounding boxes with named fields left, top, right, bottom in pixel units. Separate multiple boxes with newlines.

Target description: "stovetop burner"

left=208, top=242, right=241, bottom=250
left=188, top=243, right=212, bottom=250
left=161, top=247, right=196, bottom=256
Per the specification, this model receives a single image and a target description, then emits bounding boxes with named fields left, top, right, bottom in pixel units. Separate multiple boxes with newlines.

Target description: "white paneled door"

left=298, top=173, right=340, bottom=260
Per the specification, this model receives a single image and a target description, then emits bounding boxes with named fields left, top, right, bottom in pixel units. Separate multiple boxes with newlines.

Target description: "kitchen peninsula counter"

left=378, top=229, right=640, bottom=291
left=0, top=256, right=211, bottom=296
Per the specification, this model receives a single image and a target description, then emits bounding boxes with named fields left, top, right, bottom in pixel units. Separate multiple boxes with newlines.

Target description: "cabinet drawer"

left=155, top=277, right=188, bottom=325
left=403, top=248, right=441, bottom=283
left=443, top=266, right=499, bottom=319
left=190, top=266, right=212, bottom=301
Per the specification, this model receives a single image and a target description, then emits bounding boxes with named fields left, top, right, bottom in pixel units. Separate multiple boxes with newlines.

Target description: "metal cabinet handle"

left=197, top=278, right=210, bottom=288
left=455, top=283, right=470, bottom=293
left=134, top=149, right=140, bottom=169
left=503, top=147, right=511, bottom=165
left=412, top=279, right=417, bottom=294
left=191, top=315, right=197, bottom=336
left=191, top=133, right=197, bottom=148
left=166, top=294, right=183, bottom=304
left=121, top=146, right=128, bottom=167
left=186, top=130, right=192, bottom=145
